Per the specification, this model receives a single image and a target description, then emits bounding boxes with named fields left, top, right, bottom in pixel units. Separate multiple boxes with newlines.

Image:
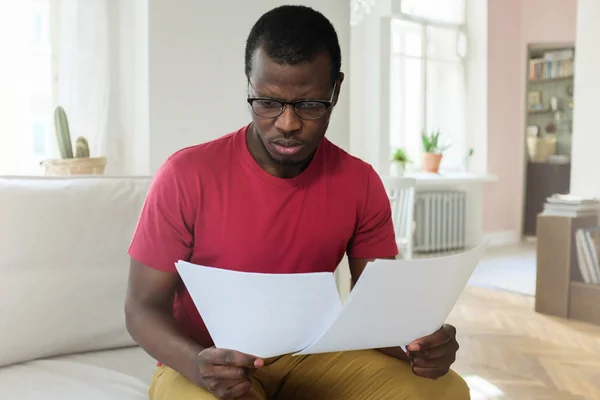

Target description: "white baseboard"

left=482, top=230, right=521, bottom=247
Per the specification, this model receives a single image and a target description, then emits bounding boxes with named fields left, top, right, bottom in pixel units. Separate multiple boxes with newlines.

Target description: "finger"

left=407, top=324, right=456, bottom=352
left=422, top=340, right=459, bottom=360
left=204, top=378, right=250, bottom=397
left=411, top=352, right=456, bottom=369
left=210, top=348, right=264, bottom=368
left=201, top=365, right=249, bottom=380
left=412, top=366, right=449, bottom=380
left=204, top=377, right=245, bottom=391
left=215, top=378, right=253, bottom=399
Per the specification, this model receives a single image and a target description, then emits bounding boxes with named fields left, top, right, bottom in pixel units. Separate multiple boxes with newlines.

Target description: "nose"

left=274, top=104, right=302, bottom=134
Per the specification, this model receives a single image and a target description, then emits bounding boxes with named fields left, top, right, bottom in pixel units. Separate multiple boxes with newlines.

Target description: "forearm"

left=125, top=301, right=204, bottom=385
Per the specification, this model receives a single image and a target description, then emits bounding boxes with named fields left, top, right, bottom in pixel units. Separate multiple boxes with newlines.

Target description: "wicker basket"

left=41, top=157, right=107, bottom=176
left=526, top=136, right=557, bottom=162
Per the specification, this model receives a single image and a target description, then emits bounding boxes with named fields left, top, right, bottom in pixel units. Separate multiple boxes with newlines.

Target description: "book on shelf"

left=529, top=49, right=574, bottom=81
left=542, top=194, right=600, bottom=217
left=575, top=227, right=600, bottom=285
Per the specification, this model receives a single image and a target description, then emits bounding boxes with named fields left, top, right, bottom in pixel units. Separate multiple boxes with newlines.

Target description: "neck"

left=246, top=125, right=313, bottom=179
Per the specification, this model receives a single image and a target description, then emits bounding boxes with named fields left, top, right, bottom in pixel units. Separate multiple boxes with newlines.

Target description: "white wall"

left=349, top=0, right=392, bottom=173
left=114, top=0, right=352, bottom=296
left=465, top=0, right=488, bottom=175
left=141, top=0, right=350, bottom=174
left=570, top=0, right=600, bottom=198
left=117, top=0, right=149, bottom=176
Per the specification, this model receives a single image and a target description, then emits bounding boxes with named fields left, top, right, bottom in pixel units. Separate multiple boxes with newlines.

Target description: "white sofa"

left=0, top=176, right=158, bottom=399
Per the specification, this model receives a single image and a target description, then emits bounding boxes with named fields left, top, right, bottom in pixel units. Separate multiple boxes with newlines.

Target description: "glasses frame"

left=247, top=82, right=337, bottom=121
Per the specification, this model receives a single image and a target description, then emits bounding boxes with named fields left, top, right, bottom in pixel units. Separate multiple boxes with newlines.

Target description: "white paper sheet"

left=294, top=242, right=487, bottom=355
left=176, top=242, right=487, bottom=359
left=175, top=262, right=343, bottom=358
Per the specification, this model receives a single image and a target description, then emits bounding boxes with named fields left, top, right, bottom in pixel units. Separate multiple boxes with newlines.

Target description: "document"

left=175, top=242, right=487, bottom=359
left=175, top=262, right=343, bottom=358
left=295, top=242, right=487, bottom=355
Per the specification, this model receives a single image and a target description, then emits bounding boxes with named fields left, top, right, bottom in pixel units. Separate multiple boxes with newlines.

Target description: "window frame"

left=390, top=0, right=468, bottom=170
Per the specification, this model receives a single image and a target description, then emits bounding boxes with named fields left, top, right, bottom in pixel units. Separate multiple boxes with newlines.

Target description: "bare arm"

left=124, top=258, right=204, bottom=385
left=348, top=256, right=410, bottom=363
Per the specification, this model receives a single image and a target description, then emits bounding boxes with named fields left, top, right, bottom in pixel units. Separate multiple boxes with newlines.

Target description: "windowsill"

left=404, top=171, right=498, bottom=186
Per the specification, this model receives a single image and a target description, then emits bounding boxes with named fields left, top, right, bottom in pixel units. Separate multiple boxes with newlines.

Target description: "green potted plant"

left=463, top=147, right=474, bottom=172
left=421, top=130, right=450, bottom=173
left=390, top=147, right=410, bottom=177
left=41, top=106, right=107, bottom=176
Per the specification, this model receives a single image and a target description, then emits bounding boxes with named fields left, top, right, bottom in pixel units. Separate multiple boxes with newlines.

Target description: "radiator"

left=414, top=190, right=467, bottom=253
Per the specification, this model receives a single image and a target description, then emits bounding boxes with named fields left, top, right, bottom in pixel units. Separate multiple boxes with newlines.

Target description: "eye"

left=297, top=101, right=321, bottom=109
left=256, top=100, right=281, bottom=109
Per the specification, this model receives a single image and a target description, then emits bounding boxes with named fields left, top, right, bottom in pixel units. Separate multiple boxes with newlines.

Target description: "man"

left=125, top=5, right=470, bottom=400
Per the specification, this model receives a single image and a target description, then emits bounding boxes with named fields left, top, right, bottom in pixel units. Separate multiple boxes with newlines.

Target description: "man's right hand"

left=195, top=347, right=264, bottom=399
left=125, top=261, right=264, bottom=399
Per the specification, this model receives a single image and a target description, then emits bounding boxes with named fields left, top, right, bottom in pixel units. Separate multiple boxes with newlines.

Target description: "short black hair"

left=245, top=5, right=342, bottom=84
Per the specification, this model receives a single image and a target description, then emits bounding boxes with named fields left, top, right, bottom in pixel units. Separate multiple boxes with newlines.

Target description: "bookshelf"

left=523, top=44, right=575, bottom=237
left=525, top=45, right=575, bottom=159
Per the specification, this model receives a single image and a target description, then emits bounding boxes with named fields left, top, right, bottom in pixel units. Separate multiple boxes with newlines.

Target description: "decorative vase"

left=423, top=152, right=442, bottom=173
left=391, top=162, right=405, bottom=177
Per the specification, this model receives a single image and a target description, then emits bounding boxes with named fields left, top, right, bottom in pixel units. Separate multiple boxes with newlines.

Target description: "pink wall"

left=521, top=0, right=578, bottom=43
left=483, top=0, right=578, bottom=234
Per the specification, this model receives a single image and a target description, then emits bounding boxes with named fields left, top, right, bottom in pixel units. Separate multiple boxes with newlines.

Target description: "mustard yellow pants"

left=149, top=350, right=470, bottom=400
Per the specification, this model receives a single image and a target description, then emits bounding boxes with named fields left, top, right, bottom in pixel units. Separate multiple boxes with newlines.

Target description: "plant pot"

left=462, top=157, right=470, bottom=173
left=391, top=162, right=405, bottom=177
left=423, top=152, right=442, bottom=173
left=41, top=157, right=107, bottom=176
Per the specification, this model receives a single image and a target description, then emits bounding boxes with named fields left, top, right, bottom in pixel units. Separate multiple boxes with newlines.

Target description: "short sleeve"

left=128, top=158, right=196, bottom=272
left=347, top=166, right=398, bottom=259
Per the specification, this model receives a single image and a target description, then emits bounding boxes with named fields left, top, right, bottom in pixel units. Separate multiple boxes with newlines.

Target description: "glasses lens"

left=252, top=99, right=283, bottom=117
left=295, top=102, right=327, bottom=119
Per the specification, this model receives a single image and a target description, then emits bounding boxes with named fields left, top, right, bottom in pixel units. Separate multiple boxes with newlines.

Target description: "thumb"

left=407, top=342, right=421, bottom=352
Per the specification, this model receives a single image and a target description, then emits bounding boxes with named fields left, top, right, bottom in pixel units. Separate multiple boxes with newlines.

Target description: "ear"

left=333, top=72, right=345, bottom=106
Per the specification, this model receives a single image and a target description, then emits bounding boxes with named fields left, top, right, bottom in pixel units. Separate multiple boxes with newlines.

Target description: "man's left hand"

left=405, top=324, right=459, bottom=380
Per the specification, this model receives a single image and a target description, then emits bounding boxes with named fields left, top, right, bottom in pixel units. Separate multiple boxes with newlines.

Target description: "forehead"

left=249, top=46, right=332, bottom=100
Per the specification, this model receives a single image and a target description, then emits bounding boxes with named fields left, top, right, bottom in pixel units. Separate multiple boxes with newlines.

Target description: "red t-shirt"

left=128, top=124, right=398, bottom=348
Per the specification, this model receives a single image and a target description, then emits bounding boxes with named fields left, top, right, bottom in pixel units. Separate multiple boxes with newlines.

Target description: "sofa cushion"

left=0, top=176, right=151, bottom=367
left=0, top=346, right=156, bottom=399
left=57, top=346, right=157, bottom=385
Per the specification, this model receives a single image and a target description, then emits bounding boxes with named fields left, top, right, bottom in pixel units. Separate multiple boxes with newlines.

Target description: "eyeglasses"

left=247, top=82, right=337, bottom=120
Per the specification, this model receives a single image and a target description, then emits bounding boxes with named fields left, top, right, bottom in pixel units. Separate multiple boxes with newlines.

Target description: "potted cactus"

left=41, top=106, right=107, bottom=176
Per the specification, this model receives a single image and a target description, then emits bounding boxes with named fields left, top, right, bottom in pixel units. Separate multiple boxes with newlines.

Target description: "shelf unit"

left=535, top=213, right=600, bottom=326
left=525, top=45, right=575, bottom=158
left=522, top=44, right=575, bottom=237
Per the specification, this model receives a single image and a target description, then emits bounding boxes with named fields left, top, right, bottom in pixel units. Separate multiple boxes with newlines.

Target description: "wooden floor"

left=448, top=286, right=600, bottom=400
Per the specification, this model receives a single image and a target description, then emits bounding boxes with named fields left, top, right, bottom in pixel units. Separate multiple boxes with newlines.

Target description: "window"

left=400, top=0, right=466, bottom=25
left=389, top=0, right=467, bottom=171
left=0, top=0, right=57, bottom=175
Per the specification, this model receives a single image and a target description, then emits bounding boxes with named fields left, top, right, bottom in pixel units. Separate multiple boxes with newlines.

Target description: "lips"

left=272, top=140, right=304, bottom=147
left=271, top=141, right=304, bottom=156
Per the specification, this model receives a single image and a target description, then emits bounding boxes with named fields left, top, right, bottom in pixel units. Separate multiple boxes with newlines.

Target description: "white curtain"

left=0, top=0, right=120, bottom=176
left=57, top=0, right=121, bottom=173
left=0, top=1, right=36, bottom=175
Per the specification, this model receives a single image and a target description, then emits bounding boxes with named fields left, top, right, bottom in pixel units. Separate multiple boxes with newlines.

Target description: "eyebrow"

left=247, top=80, right=327, bottom=101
